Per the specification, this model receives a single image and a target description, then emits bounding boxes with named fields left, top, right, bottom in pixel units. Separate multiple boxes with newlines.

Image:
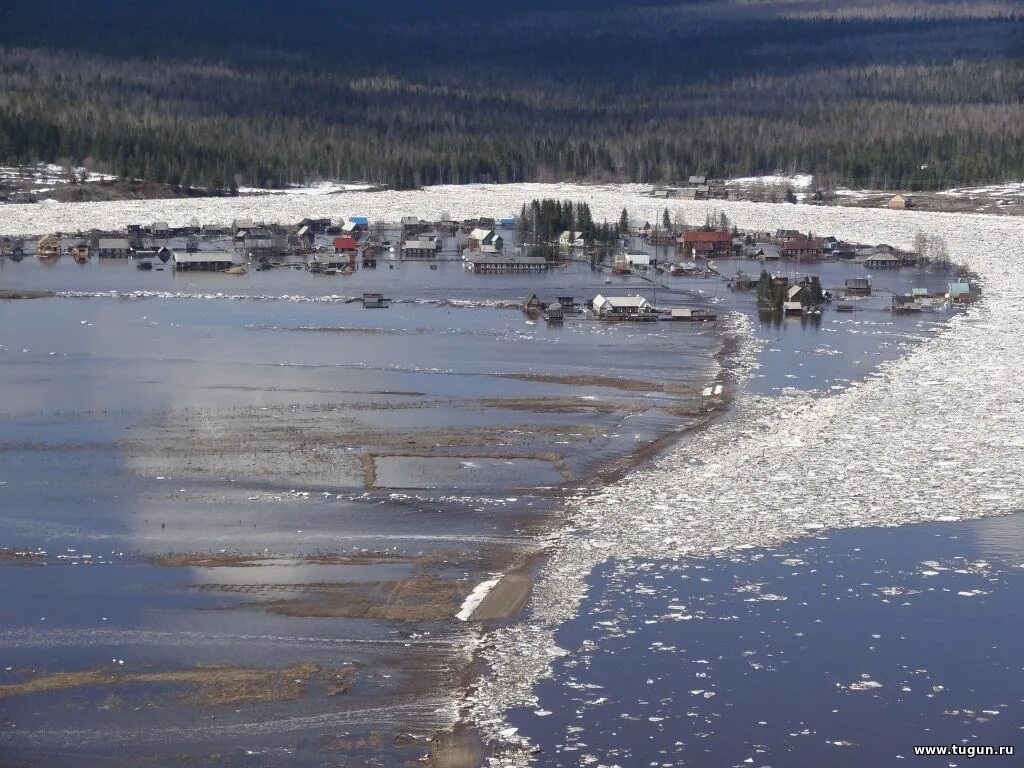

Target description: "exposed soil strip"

left=469, top=573, right=533, bottom=622
left=0, top=289, right=55, bottom=300
left=0, top=663, right=351, bottom=706
left=499, top=373, right=696, bottom=395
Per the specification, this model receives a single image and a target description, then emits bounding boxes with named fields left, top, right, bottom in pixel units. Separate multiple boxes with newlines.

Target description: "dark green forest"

left=0, top=0, right=1022, bottom=190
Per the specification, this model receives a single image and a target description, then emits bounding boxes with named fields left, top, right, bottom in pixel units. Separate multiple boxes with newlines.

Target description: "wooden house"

left=844, top=277, right=872, bottom=296
left=678, top=229, right=734, bottom=259
left=591, top=294, right=657, bottom=320
left=36, top=234, right=60, bottom=258
left=863, top=252, right=902, bottom=269
left=467, top=228, right=503, bottom=253
left=172, top=250, right=235, bottom=271
left=402, top=235, right=441, bottom=259
left=98, top=238, right=133, bottom=257
left=464, top=251, right=546, bottom=272
left=887, top=194, right=913, bottom=210
left=70, top=242, right=92, bottom=262
left=333, top=236, right=359, bottom=254
left=780, top=238, right=823, bottom=261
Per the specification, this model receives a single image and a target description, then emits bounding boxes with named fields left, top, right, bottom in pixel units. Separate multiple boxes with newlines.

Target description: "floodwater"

left=506, top=514, right=1024, bottom=767
left=0, top=244, right=967, bottom=765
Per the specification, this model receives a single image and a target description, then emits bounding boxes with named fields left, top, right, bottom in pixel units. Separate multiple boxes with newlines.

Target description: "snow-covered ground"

left=723, top=173, right=814, bottom=191
left=0, top=163, right=118, bottom=192
left=235, top=181, right=377, bottom=196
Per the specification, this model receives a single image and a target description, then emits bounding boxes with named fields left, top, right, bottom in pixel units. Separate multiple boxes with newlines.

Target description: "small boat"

left=836, top=304, right=855, bottom=313
left=136, top=260, right=153, bottom=271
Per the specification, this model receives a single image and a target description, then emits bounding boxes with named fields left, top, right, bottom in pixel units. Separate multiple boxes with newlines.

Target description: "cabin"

left=522, top=294, right=542, bottom=312
left=464, top=251, right=547, bottom=272
left=887, top=194, right=914, bottom=210
left=135, top=246, right=173, bottom=263
left=69, top=242, right=92, bottom=262
left=499, top=217, right=517, bottom=229
left=752, top=243, right=781, bottom=261
left=151, top=221, right=171, bottom=237
left=844, top=277, right=872, bottom=296
left=891, top=295, right=922, bottom=313
left=628, top=219, right=650, bottom=237
left=297, top=217, right=333, bottom=235
left=362, top=293, right=389, bottom=309
left=400, top=216, right=430, bottom=236
left=201, top=223, right=228, bottom=237
left=543, top=301, right=564, bottom=323
left=36, top=234, right=61, bottom=257
left=948, top=282, right=973, bottom=302
left=467, top=229, right=503, bottom=253
left=361, top=247, right=378, bottom=269
left=333, top=236, right=359, bottom=254
left=98, top=237, right=133, bottom=258
left=232, top=218, right=256, bottom=235
left=679, top=229, right=734, bottom=258
left=341, top=221, right=364, bottom=237
left=863, top=252, right=902, bottom=269
left=781, top=238, right=823, bottom=261
left=172, top=250, right=235, bottom=271
left=730, top=271, right=757, bottom=291
left=591, top=294, right=657, bottom=320
left=775, top=229, right=803, bottom=240
left=402, top=235, right=441, bottom=258
left=783, top=301, right=803, bottom=315
left=309, top=252, right=355, bottom=271
left=558, top=231, right=585, bottom=247
left=911, top=287, right=930, bottom=300
left=667, top=307, right=716, bottom=322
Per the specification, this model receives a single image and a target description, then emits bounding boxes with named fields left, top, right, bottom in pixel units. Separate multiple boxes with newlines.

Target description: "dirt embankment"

left=0, top=663, right=355, bottom=706
left=0, top=289, right=55, bottom=300
left=500, top=372, right=696, bottom=394
left=261, top=574, right=468, bottom=621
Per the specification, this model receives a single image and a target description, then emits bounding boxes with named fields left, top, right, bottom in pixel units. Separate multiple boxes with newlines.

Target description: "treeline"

left=0, top=1, right=1022, bottom=190
left=518, top=200, right=621, bottom=244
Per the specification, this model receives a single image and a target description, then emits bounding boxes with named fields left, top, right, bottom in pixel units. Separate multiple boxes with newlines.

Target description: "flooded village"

left=0, top=198, right=990, bottom=767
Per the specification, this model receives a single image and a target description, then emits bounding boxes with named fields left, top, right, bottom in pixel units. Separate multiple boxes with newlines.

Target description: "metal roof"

left=172, top=250, right=235, bottom=263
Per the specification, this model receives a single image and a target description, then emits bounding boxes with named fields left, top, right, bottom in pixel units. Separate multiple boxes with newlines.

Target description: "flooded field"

left=0, top=193, right=997, bottom=766
left=0, top=258, right=726, bottom=765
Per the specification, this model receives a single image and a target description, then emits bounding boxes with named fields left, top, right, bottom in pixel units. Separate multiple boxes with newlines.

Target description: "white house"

left=591, top=294, right=654, bottom=318
left=558, top=230, right=585, bottom=247
left=624, top=252, right=651, bottom=267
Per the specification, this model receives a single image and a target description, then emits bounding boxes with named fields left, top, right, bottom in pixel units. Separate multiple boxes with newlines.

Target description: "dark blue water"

left=509, top=515, right=1024, bottom=767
